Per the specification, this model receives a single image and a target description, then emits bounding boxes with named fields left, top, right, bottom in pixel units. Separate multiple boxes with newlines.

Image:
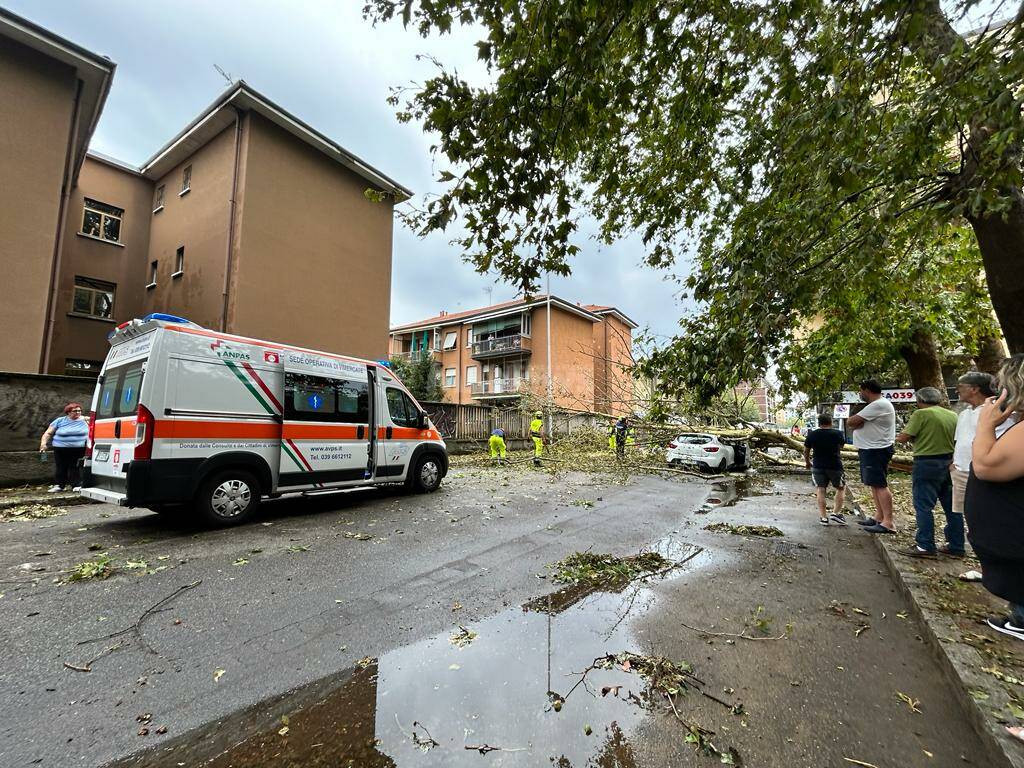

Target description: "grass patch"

left=550, top=551, right=673, bottom=587
left=704, top=522, right=783, bottom=537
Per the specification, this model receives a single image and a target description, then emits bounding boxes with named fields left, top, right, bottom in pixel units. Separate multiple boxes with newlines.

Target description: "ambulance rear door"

left=278, top=353, right=372, bottom=490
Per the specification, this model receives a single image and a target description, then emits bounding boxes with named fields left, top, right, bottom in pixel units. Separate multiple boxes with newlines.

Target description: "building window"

left=432, top=329, right=441, bottom=351
left=72, top=276, right=115, bottom=319
left=180, top=165, right=192, bottom=195
left=147, top=261, right=157, bottom=289
left=64, top=358, right=102, bottom=378
left=466, top=365, right=478, bottom=385
left=522, top=312, right=532, bottom=336
left=444, top=368, right=456, bottom=387
left=442, top=331, right=457, bottom=350
left=153, top=185, right=165, bottom=212
left=81, top=198, right=123, bottom=243
left=173, top=246, right=184, bottom=277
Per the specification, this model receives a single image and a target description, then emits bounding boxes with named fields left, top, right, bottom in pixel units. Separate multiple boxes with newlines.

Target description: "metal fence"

left=420, top=401, right=601, bottom=440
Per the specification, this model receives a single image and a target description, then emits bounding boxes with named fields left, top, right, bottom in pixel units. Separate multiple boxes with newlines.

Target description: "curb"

left=865, top=523, right=1024, bottom=768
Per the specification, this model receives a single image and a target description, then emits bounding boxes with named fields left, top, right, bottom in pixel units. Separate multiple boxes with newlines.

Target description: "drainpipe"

left=220, top=108, right=243, bottom=332
left=40, top=80, right=85, bottom=374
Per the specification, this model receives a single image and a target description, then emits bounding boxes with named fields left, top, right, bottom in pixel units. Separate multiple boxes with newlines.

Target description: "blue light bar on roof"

left=142, top=313, right=190, bottom=324
left=376, top=360, right=392, bottom=368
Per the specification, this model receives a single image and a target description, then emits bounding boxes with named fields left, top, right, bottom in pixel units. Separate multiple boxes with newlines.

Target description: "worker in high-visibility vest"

left=608, top=419, right=617, bottom=452
left=488, top=428, right=507, bottom=463
left=530, top=411, right=544, bottom=466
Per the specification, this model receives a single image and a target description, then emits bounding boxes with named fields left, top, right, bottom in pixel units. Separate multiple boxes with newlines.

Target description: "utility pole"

left=546, top=273, right=553, bottom=439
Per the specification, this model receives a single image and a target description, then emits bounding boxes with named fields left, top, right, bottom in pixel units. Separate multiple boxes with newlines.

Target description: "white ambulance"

left=79, top=314, right=448, bottom=525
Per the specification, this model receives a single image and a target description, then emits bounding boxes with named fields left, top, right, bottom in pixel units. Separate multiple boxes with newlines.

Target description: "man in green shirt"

left=895, top=387, right=960, bottom=558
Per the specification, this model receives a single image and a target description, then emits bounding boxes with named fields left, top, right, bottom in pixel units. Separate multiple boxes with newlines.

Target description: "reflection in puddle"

left=697, top=476, right=771, bottom=513
left=107, top=546, right=705, bottom=768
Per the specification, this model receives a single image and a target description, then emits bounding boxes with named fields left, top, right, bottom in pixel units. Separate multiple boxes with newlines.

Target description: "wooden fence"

left=420, top=402, right=600, bottom=440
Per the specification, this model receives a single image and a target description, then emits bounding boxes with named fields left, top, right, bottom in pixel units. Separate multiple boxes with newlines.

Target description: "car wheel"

left=409, top=454, right=443, bottom=493
left=196, top=470, right=261, bottom=526
left=718, top=458, right=728, bottom=472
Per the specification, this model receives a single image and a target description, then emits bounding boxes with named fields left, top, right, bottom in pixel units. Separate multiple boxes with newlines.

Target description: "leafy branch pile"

left=2, top=503, right=68, bottom=520
left=550, top=551, right=674, bottom=588
left=704, top=523, right=784, bottom=538
left=585, top=652, right=742, bottom=764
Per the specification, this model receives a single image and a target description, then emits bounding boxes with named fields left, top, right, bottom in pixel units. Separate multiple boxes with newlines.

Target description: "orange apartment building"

left=0, top=8, right=407, bottom=377
left=389, top=296, right=638, bottom=414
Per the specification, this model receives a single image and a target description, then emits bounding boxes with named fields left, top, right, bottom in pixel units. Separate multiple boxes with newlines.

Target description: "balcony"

left=470, top=377, right=526, bottom=398
left=471, top=334, right=532, bottom=360
left=391, top=349, right=434, bottom=362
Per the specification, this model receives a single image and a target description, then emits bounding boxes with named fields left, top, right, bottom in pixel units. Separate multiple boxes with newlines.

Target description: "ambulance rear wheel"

left=409, top=454, right=442, bottom=493
left=196, top=470, right=261, bottom=526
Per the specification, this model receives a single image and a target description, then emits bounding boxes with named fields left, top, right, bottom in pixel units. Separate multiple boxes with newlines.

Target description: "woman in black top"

left=967, top=354, right=1024, bottom=641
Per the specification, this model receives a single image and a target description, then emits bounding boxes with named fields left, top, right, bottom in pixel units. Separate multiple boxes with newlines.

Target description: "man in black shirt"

left=803, top=413, right=848, bottom=526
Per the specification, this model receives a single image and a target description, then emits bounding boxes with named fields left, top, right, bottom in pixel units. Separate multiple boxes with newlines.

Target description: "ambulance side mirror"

left=416, top=410, right=427, bottom=430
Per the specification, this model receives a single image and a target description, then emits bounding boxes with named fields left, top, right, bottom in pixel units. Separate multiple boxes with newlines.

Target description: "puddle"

left=106, top=544, right=707, bottom=768
left=697, top=477, right=772, bottom=513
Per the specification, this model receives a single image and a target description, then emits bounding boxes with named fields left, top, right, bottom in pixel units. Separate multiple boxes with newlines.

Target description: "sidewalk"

left=853, top=477, right=1024, bottom=768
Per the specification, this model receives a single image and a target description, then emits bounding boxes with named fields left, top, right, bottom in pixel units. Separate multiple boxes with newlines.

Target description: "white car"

left=666, top=433, right=737, bottom=472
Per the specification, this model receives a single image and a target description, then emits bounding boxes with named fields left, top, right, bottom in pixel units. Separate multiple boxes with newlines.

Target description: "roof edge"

left=139, top=80, right=412, bottom=197
left=390, top=295, right=606, bottom=333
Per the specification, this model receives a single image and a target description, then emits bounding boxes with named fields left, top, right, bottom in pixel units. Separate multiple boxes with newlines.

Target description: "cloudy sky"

left=7, top=0, right=685, bottom=337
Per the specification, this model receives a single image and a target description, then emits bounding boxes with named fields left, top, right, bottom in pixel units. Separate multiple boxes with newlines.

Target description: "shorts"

left=951, top=467, right=969, bottom=515
left=811, top=468, right=846, bottom=489
left=858, top=446, right=895, bottom=488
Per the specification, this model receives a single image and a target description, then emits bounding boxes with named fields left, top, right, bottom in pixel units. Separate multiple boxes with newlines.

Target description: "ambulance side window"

left=336, top=379, right=369, bottom=424
left=385, top=387, right=418, bottom=428
left=285, top=373, right=337, bottom=423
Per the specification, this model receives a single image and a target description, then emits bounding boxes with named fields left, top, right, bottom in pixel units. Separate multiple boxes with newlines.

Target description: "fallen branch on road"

left=65, top=580, right=202, bottom=671
left=680, top=620, right=787, bottom=642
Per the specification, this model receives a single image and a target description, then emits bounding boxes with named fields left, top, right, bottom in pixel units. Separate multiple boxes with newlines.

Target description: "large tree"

left=364, top=0, right=1023, bottom=400
left=776, top=224, right=1001, bottom=400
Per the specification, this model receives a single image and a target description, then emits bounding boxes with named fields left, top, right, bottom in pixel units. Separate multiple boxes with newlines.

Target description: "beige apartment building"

left=0, top=8, right=407, bottom=377
left=389, top=296, right=637, bottom=414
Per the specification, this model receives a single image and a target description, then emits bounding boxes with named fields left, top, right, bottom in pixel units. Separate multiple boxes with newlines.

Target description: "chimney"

left=439, top=310, right=447, bottom=317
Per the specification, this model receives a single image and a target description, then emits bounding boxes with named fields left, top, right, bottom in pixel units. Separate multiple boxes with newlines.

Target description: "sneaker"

left=46, top=485, right=62, bottom=493
left=898, top=546, right=938, bottom=559
left=857, top=518, right=880, bottom=526
left=862, top=524, right=896, bottom=534
left=938, top=546, right=966, bottom=558
left=830, top=513, right=848, bottom=526
left=986, top=616, right=1024, bottom=642
left=959, top=570, right=983, bottom=582
left=819, top=517, right=829, bottom=526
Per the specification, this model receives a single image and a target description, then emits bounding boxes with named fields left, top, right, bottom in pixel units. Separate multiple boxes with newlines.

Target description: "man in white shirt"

left=952, top=372, right=997, bottom=520
left=848, top=379, right=897, bottom=533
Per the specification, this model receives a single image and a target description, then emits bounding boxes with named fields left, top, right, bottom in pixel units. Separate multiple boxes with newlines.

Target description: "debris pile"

left=704, top=522, right=784, bottom=538
left=2, top=503, right=68, bottom=520
left=550, top=551, right=675, bottom=588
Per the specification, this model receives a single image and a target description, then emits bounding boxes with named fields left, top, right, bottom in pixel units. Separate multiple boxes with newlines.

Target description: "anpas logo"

left=210, top=339, right=251, bottom=361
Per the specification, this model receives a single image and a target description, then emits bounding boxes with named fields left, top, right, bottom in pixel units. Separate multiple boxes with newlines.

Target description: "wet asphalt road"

left=0, top=464, right=990, bottom=767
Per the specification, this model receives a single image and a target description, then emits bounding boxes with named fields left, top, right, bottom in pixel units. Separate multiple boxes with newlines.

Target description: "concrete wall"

left=0, top=371, right=94, bottom=452
left=47, top=156, right=154, bottom=373
left=229, top=114, right=395, bottom=360
left=142, top=123, right=238, bottom=330
left=0, top=38, right=77, bottom=374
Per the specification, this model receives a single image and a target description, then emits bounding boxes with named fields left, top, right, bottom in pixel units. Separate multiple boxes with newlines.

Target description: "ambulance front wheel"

left=196, top=469, right=262, bottom=526
left=409, top=454, right=443, bottom=493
